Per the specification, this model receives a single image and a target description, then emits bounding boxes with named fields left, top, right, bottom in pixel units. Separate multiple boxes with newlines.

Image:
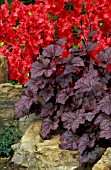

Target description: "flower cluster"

left=0, top=0, right=55, bottom=84
left=0, top=0, right=111, bottom=84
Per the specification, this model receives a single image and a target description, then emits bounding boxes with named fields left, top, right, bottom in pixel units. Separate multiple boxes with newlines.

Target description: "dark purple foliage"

left=85, top=111, right=97, bottom=122
left=40, top=102, right=54, bottom=117
left=56, top=74, right=72, bottom=88
left=82, top=40, right=98, bottom=52
left=56, top=87, right=74, bottom=104
left=97, top=94, right=111, bottom=115
left=14, top=89, right=37, bottom=118
left=78, top=133, right=96, bottom=155
left=41, top=117, right=59, bottom=137
left=42, top=44, right=64, bottom=58
left=60, top=130, right=78, bottom=150
left=39, top=86, right=54, bottom=102
left=98, top=47, right=111, bottom=61
left=15, top=38, right=111, bottom=165
left=57, top=38, right=67, bottom=46
left=82, top=97, right=96, bottom=111
left=31, top=58, right=56, bottom=79
left=61, top=109, right=85, bottom=133
left=63, top=56, right=84, bottom=74
left=74, top=70, right=101, bottom=93
left=14, top=98, right=29, bottom=119
left=88, top=30, right=100, bottom=38
left=94, top=114, right=111, bottom=139
left=79, top=146, right=100, bottom=163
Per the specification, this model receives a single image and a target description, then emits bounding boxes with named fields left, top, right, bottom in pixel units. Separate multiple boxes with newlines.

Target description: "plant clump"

left=14, top=34, right=111, bottom=163
left=0, top=119, right=21, bottom=157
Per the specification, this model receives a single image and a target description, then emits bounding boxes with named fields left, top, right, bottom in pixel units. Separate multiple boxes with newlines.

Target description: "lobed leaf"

left=42, top=44, right=64, bottom=58
left=39, top=85, right=54, bottom=102
left=60, top=130, right=78, bottom=151
left=41, top=117, right=59, bottom=137
left=97, top=94, right=111, bottom=115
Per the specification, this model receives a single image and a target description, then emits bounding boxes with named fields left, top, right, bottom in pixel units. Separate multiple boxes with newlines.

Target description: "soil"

left=0, top=157, right=27, bottom=170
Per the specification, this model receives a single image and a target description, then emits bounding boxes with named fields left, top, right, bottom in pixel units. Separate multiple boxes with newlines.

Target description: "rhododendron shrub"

left=14, top=34, right=111, bottom=163
left=1, top=0, right=111, bottom=84
left=0, top=0, right=55, bottom=84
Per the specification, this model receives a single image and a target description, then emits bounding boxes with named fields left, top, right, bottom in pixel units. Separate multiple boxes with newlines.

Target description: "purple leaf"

left=40, top=102, right=54, bottom=117
left=31, top=58, right=56, bottom=79
left=14, top=88, right=37, bottom=118
left=23, top=89, right=38, bottom=109
left=56, top=74, right=72, bottom=88
left=56, top=88, right=74, bottom=104
left=64, top=65, right=77, bottom=74
left=61, top=111, right=76, bottom=130
left=74, top=70, right=101, bottom=93
left=68, top=48, right=82, bottom=56
left=39, top=86, right=54, bottom=102
left=24, top=78, right=47, bottom=92
left=71, top=109, right=85, bottom=133
left=82, top=40, right=98, bottom=52
left=78, top=133, right=96, bottom=155
left=44, top=62, right=56, bottom=77
left=60, top=130, right=78, bottom=151
left=14, top=99, right=29, bottom=118
left=64, top=57, right=84, bottom=74
left=88, top=30, right=100, bottom=38
left=70, top=57, right=84, bottom=66
left=79, top=146, right=99, bottom=163
left=71, top=94, right=83, bottom=109
left=42, top=44, right=64, bottom=58
left=61, top=109, right=85, bottom=132
left=97, top=47, right=111, bottom=64
left=82, top=97, right=97, bottom=111
left=94, top=114, right=105, bottom=125
left=94, top=114, right=111, bottom=139
left=31, top=59, right=48, bottom=78
left=85, top=111, right=97, bottom=122
left=97, top=94, right=111, bottom=115
left=99, top=118, right=111, bottom=139
left=41, top=117, right=59, bottom=137
left=57, top=38, right=67, bottom=46
left=54, top=106, right=64, bottom=120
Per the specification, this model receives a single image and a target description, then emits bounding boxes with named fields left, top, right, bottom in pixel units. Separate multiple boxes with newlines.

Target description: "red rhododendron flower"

left=0, top=0, right=111, bottom=84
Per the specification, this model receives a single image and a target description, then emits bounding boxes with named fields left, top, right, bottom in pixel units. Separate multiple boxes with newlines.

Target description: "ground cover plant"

left=0, top=119, right=20, bottom=157
left=1, top=0, right=111, bottom=84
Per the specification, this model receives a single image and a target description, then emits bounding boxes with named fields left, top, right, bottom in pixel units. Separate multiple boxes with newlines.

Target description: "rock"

left=0, top=83, right=23, bottom=101
left=0, top=56, right=8, bottom=84
left=19, top=114, right=41, bottom=135
left=0, top=83, right=24, bottom=129
left=92, top=147, right=111, bottom=170
left=11, top=120, right=80, bottom=170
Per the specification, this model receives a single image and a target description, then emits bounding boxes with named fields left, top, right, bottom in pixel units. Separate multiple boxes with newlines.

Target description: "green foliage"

left=7, top=80, right=20, bottom=85
left=0, top=0, right=12, bottom=6
left=48, top=13, right=59, bottom=20
left=65, top=1, right=74, bottom=13
left=0, top=0, right=35, bottom=6
left=19, top=0, right=36, bottom=5
left=0, top=119, right=21, bottom=157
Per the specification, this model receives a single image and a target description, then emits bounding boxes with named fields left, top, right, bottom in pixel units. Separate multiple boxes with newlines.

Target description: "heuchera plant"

left=14, top=33, right=111, bottom=163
